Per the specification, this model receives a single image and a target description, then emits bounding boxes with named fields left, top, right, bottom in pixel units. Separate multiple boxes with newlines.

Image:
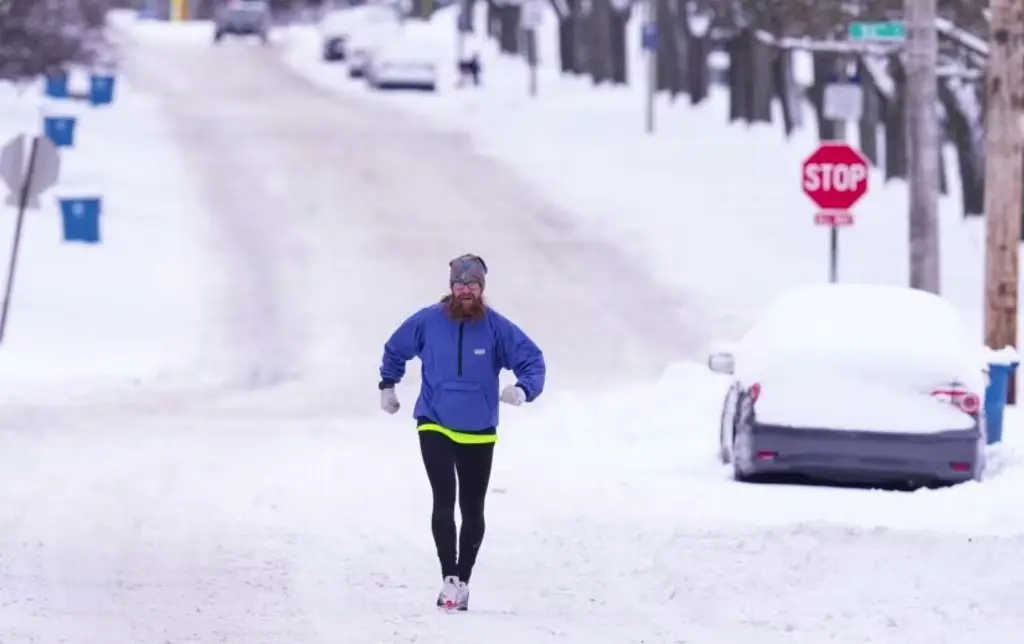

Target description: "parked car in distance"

left=365, top=36, right=438, bottom=91
left=345, top=20, right=400, bottom=78
left=710, top=283, right=987, bottom=487
left=214, top=0, right=271, bottom=44
left=319, top=5, right=394, bottom=61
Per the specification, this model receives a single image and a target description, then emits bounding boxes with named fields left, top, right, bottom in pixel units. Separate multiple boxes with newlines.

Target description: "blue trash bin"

left=89, top=74, right=116, bottom=106
left=45, top=73, right=69, bottom=99
left=43, top=116, right=77, bottom=148
left=984, top=361, right=1019, bottom=445
left=59, top=197, right=102, bottom=244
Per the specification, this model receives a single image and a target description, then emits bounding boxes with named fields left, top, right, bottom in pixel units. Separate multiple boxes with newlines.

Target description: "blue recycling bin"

left=44, top=116, right=77, bottom=148
left=44, top=73, right=69, bottom=98
left=89, top=74, right=117, bottom=106
left=59, top=197, right=102, bottom=244
left=984, top=361, right=1019, bottom=445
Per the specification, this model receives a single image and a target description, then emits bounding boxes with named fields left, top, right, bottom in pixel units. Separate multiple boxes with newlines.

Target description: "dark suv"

left=214, top=0, right=271, bottom=44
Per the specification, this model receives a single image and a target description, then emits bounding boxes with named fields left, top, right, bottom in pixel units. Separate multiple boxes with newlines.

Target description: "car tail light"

left=748, top=382, right=761, bottom=402
left=756, top=450, right=776, bottom=461
left=949, top=461, right=971, bottom=472
left=931, top=386, right=981, bottom=415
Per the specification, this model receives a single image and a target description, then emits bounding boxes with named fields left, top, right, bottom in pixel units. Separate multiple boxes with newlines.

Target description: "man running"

left=378, top=253, right=546, bottom=612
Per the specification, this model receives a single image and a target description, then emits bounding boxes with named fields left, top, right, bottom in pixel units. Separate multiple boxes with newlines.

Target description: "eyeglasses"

left=452, top=281, right=482, bottom=292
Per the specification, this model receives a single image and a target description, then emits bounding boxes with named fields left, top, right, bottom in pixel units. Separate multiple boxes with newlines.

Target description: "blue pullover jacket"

left=379, top=303, right=546, bottom=432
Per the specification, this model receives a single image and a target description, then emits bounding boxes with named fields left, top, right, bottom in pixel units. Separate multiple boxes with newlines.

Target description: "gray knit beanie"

left=449, top=253, right=487, bottom=287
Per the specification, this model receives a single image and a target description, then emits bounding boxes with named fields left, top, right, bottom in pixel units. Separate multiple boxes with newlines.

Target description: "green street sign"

left=848, top=22, right=906, bottom=41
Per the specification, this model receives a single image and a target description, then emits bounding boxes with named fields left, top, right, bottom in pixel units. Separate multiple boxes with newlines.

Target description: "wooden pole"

left=982, top=0, right=1024, bottom=403
left=905, top=0, right=941, bottom=294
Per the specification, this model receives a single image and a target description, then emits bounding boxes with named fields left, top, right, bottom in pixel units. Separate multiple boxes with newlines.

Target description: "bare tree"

left=0, top=0, right=110, bottom=82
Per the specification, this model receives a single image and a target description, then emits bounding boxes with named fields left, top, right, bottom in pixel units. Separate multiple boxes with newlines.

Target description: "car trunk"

left=750, top=369, right=977, bottom=434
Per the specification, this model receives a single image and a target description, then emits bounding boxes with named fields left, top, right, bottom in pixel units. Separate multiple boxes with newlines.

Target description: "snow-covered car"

left=213, top=0, right=271, bottom=44
left=343, top=13, right=401, bottom=77
left=710, top=283, right=987, bottom=486
left=319, top=5, right=396, bottom=61
left=364, top=37, right=438, bottom=90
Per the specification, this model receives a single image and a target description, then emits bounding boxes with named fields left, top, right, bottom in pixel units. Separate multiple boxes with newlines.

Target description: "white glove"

left=500, top=384, right=527, bottom=406
left=380, top=387, right=400, bottom=414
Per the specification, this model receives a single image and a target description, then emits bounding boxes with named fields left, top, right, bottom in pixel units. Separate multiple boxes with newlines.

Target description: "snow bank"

left=0, top=74, right=209, bottom=395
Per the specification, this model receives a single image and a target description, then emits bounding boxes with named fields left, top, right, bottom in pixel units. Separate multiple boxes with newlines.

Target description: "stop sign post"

left=801, top=141, right=870, bottom=282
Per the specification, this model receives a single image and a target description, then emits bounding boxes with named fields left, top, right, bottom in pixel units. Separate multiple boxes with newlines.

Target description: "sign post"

left=801, top=142, right=870, bottom=283
left=0, top=134, right=62, bottom=344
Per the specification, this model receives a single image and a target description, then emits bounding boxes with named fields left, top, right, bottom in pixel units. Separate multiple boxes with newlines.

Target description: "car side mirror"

left=708, top=351, right=735, bottom=375
left=707, top=341, right=736, bottom=375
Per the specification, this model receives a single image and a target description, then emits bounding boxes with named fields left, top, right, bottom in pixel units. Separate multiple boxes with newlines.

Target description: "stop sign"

left=801, top=142, right=870, bottom=211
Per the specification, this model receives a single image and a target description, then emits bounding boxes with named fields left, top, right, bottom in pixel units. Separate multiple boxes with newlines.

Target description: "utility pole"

left=983, top=0, right=1024, bottom=403
left=905, top=0, right=941, bottom=294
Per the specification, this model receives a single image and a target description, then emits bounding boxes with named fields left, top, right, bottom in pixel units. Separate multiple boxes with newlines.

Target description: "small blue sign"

left=641, top=23, right=658, bottom=51
left=89, top=74, right=117, bottom=106
left=44, top=116, right=77, bottom=148
left=45, top=74, right=69, bottom=99
left=59, top=197, right=102, bottom=244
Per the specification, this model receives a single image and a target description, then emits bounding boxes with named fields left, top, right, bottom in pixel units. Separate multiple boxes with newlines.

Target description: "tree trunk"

left=983, top=0, right=1024, bottom=402
left=558, top=0, right=580, bottom=74
left=589, top=0, right=612, bottom=84
left=496, top=4, right=521, bottom=54
left=654, top=0, right=678, bottom=93
left=608, top=4, right=629, bottom=84
left=727, top=30, right=754, bottom=124
left=883, top=54, right=908, bottom=181
left=936, top=79, right=985, bottom=216
left=749, top=37, right=773, bottom=123
left=855, top=57, right=881, bottom=166
left=772, top=48, right=802, bottom=137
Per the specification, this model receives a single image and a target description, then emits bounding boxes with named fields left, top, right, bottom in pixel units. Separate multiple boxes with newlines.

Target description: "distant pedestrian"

left=456, top=53, right=481, bottom=87
left=378, top=253, right=546, bottom=611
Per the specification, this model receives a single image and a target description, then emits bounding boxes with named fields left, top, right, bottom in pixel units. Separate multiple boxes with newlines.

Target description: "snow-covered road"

left=0, top=19, right=1022, bottom=644
left=121, top=32, right=708, bottom=401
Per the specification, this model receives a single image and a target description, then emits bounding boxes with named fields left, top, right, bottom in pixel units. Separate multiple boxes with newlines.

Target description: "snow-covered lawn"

left=0, top=72, right=209, bottom=397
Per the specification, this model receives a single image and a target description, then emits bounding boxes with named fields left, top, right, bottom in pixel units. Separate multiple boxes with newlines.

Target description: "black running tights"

left=418, top=430, right=495, bottom=583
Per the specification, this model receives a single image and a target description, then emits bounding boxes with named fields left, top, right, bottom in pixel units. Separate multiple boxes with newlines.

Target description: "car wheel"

left=730, top=404, right=757, bottom=482
left=731, top=437, right=754, bottom=482
left=718, top=383, right=740, bottom=464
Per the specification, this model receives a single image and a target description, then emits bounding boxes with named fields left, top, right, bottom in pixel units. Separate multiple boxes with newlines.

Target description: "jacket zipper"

left=457, top=322, right=465, bottom=377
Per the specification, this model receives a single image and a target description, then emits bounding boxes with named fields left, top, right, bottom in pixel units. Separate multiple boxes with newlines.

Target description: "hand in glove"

left=500, top=384, right=527, bottom=406
left=380, top=387, right=400, bottom=415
